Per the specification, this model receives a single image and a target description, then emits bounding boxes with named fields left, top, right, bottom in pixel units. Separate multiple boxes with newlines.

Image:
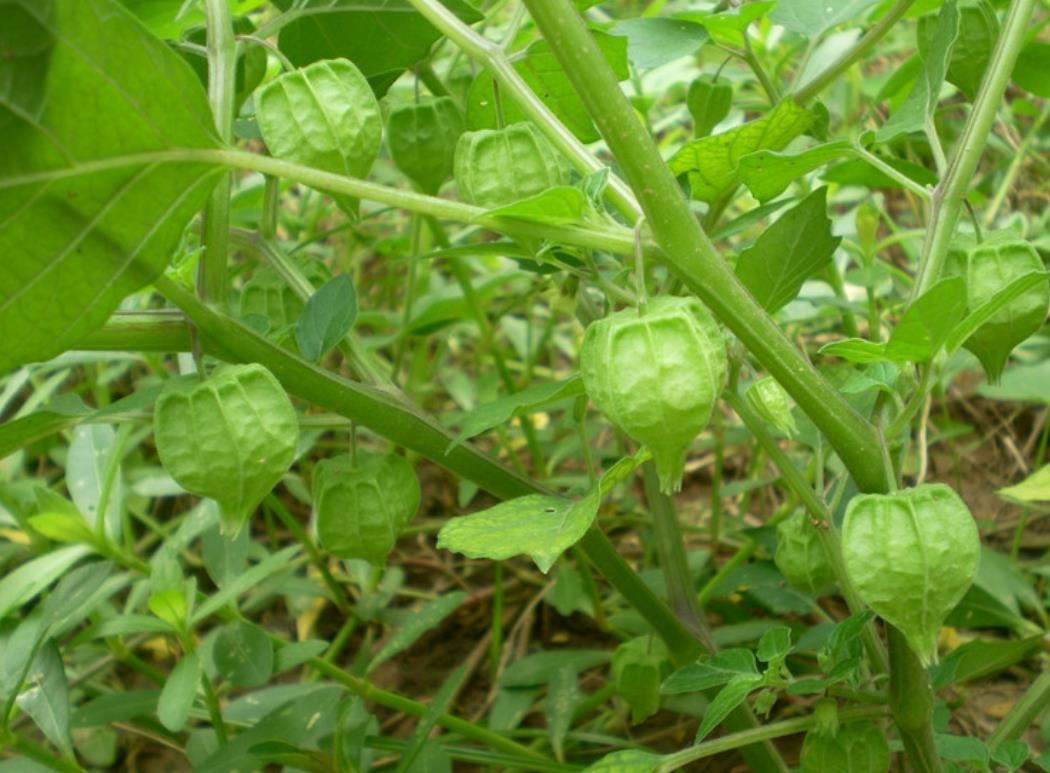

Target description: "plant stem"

left=887, top=625, right=942, bottom=773
left=154, top=274, right=700, bottom=670
left=75, top=311, right=192, bottom=352
left=987, top=668, right=1050, bottom=747
left=641, top=463, right=716, bottom=652
left=793, top=0, right=918, bottom=105
left=724, top=390, right=889, bottom=674
left=199, top=0, right=236, bottom=305
left=910, top=0, right=1039, bottom=300
left=306, top=657, right=553, bottom=763
left=404, top=0, right=643, bottom=221
left=265, top=495, right=352, bottom=615
left=521, top=0, right=890, bottom=497
left=0, top=730, right=87, bottom=773
left=656, top=705, right=888, bottom=772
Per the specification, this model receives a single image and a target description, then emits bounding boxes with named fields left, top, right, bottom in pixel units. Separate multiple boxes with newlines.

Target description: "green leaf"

left=687, top=75, right=733, bottom=137
left=998, top=463, right=1050, bottom=504
left=0, top=546, right=91, bottom=620
left=368, top=591, right=466, bottom=673
left=214, top=622, right=274, bottom=688
left=734, top=187, right=841, bottom=313
left=581, top=750, right=661, bottom=773
left=486, top=187, right=595, bottom=227
left=884, top=276, right=968, bottom=362
left=661, top=648, right=758, bottom=694
left=0, top=0, right=221, bottom=374
left=738, top=141, right=853, bottom=203
left=612, top=637, right=668, bottom=724
left=918, top=1, right=998, bottom=100
left=609, top=18, right=708, bottom=70
left=0, top=396, right=90, bottom=462
left=935, top=734, right=989, bottom=767
left=191, top=545, right=301, bottom=624
left=800, top=721, right=890, bottom=773
left=695, top=674, right=762, bottom=742
left=931, top=636, right=1041, bottom=687
left=194, top=687, right=342, bottom=773
left=668, top=99, right=813, bottom=202
left=447, top=376, right=585, bottom=451
left=991, top=740, right=1030, bottom=772
left=770, top=0, right=881, bottom=37
left=756, top=626, right=792, bottom=662
left=545, top=664, right=579, bottom=762
left=157, top=652, right=200, bottom=732
left=274, top=0, right=482, bottom=95
left=256, top=59, right=381, bottom=215
left=16, top=641, right=73, bottom=756
left=466, top=35, right=628, bottom=143
left=295, top=275, right=358, bottom=363
left=67, top=424, right=124, bottom=541
left=1012, top=41, right=1050, bottom=98
left=677, top=3, right=775, bottom=48
left=437, top=450, right=647, bottom=573
left=877, top=0, right=960, bottom=142
left=501, top=650, right=610, bottom=688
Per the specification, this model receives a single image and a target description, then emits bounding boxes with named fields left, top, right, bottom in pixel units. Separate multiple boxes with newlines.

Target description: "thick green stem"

left=910, top=0, right=1039, bottom=299
left=153, top=274, right=699, bottom=669
left=641, top=463, right=717, bottom=653
left=520, top=0, right=890, bottom=497
left=887, top=625, right=942, bottom=773
left=199, top=0, right=236, bottom=305
left=75, top=311, right=192, bottom=352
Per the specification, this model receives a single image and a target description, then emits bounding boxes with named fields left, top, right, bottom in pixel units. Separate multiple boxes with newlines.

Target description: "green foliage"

left=581, top=297, right=726, bottom=493
left=734, top=187, right=841, bottom=313
left=686, top=75, right=732, bottom=137
left=842, top=484, right=981, bottom=664
left=295, top=275, right=358, bottom=363
left=668, top=98, right=814, bottom=201
left=0, top=0, right=220, bottom=373
left=154, top=364, right=299, bottom=534
left=800, top=721, right=890, bottom=773
left=1, top=0, right=1047, bottom=769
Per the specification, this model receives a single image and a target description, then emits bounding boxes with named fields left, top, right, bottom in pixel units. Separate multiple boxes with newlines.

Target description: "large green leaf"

left=273, top=0, right=483, bottom=94
left=734, top=187, right=841, bottom=313
left=770, top=0, right=881, bottom=38
left=738, top=141, right=853, bottom=202
left=0, top=0, right=221, bottom=374
left=437, top=450, right=647, bottom=572
left=667, top=99, right=813, bottom=202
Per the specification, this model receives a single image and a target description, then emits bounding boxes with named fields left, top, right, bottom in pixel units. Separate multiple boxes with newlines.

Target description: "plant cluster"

left=1, top=0, right=1049, bottom=771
